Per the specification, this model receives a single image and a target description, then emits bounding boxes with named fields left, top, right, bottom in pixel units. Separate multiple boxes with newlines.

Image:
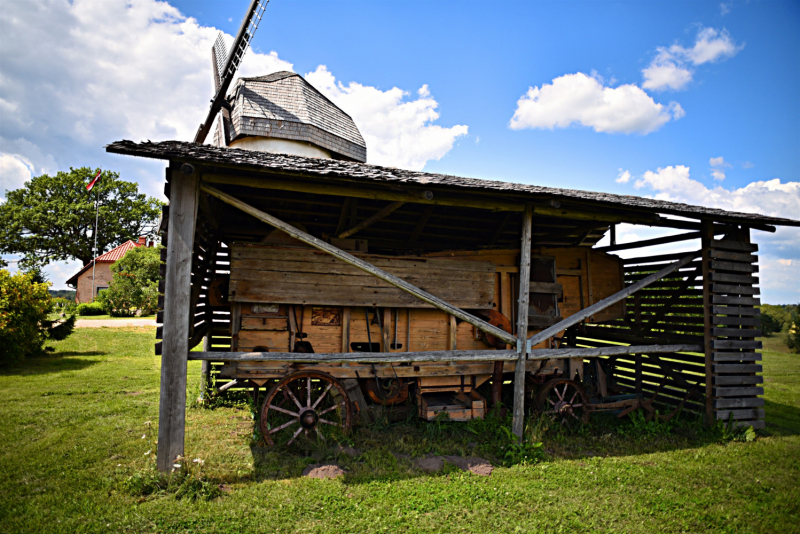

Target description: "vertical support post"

left=199, top=334, right=211, bottom=400
left=701, top=219, right=715, bottom=424
left=610, top=224, right=616, bottom=246
left=342, top=307, right=350, bottom=353
left=157, top=168, right=198, bottom=472
left=635, top=354, right=643, bottom=395
left=512, top=205, right=533, bottom=439
left=448, top=314, right=457, bottom=350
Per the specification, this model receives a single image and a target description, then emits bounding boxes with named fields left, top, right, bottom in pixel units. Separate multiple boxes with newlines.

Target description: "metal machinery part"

left=260, top=371, right=352, bottom=446
left=535, top=378, right=590, bottom=425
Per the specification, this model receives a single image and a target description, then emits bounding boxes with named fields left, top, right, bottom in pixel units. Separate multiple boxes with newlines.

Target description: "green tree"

left=0, top=270, right=75, bottom=362
left=787, top=308, right=800, bottom=354
left=0, top=167, right=162, bottom=270
left=97, top=245, right=163, bottom=317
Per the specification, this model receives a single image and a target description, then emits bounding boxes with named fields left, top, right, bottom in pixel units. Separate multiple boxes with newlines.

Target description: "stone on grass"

left=414, top=455, right=444, bottom=472
left=336, top=445, right=361, bottom=458
left=302, top=463, right=346, bottom=479
left=444, top=455, right=494, bottom=476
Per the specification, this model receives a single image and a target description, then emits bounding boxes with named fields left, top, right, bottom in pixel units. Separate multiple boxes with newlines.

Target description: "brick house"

left=66, top=237, right=150, bottom=303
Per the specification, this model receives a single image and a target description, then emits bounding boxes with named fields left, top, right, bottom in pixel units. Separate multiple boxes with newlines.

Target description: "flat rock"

left=413, top=455, right=444, bottom=472
left=302, top=463, right=346, bottom=479
left=444, top=455, right=494, bottom=476
left=337, top=446, right=361, bottom=457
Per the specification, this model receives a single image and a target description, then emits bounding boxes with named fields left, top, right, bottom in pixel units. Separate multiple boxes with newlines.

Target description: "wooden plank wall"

left=229, top=245, right=496, bottom=309
left=704, top=234, right=765, bottom=429
left=577, top=250, right=707, bottom=416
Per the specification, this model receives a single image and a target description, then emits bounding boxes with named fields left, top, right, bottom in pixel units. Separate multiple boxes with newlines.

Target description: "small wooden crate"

left=418, top=390, right=486, bottom=421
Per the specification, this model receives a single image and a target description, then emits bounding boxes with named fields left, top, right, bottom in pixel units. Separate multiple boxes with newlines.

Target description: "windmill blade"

left=194, top=0, right=269, bottom=144
left=211, top=33, right=227, bottom=92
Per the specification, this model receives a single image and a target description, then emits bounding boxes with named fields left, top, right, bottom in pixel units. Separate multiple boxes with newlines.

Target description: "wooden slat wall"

left=578, top=249, right=707, bottom=416
left=704, top=236, right=765, bottom=429
left=228, top=244, right=496, bottom=309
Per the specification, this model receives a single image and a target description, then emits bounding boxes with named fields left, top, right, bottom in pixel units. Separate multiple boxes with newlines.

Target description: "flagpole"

left=91, top=178, right=100, bottom=300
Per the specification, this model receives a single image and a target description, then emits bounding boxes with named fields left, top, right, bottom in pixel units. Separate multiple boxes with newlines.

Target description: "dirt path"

left=75, top=319, right=156, bottom=328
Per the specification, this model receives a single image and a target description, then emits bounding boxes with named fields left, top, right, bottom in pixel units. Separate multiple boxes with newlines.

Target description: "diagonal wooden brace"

left=525, top=251, right=701, bottom=351
left=200, top=183, right=518, bottom=345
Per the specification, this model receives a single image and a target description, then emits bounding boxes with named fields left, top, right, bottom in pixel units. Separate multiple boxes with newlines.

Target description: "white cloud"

left=709, top=156, right=729, bottom=167
left=720, top=3, right=731, bottom=16
left=642, top=50, right=694, bottom=91
left=625, top=164, right=799, bottom=303
left=616, top=169, right=631, bottom=183
left=0, top=153, right=34, bottom=201
left=0, top=0, right=464, bottom=186
left=711, top=170, right=726, bottom=181
left=642, top=27, right=743, bottom=91
left=743, top=161, right=754, bottom=169
left=306, top=66, right=468, bottom=170
left=509, top=73, right=683, bottom=135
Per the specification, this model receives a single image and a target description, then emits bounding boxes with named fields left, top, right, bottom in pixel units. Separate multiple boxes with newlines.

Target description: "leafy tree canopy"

left=97, top=245, right=163, bottom=317
left=0, top=167, right=163, bottom=269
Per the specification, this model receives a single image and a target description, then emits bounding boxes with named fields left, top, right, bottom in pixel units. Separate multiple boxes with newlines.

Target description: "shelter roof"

left=106, top=140, right=800, bottom=228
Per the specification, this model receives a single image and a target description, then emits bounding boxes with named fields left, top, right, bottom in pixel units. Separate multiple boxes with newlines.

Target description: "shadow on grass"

left=764, top=400, right=800, bottom=437
left=0, top=351, right=105, bottom=376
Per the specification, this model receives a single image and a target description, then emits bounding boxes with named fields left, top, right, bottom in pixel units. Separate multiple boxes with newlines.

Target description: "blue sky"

left=1, top=0, right=798, bottom=302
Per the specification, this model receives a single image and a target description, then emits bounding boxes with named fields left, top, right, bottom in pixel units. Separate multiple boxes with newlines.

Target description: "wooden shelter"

left=107, top=139, right=799, bottom=471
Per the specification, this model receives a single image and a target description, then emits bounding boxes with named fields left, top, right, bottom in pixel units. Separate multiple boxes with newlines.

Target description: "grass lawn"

left=0, top=328, right=797, bottom=533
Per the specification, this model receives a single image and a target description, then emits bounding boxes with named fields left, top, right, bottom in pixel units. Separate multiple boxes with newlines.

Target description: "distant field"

left=0, top=328, right=797, bottom=533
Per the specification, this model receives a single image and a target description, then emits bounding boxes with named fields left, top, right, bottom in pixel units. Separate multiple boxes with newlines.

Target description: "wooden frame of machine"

left=107, top=140, right=799, bottom=471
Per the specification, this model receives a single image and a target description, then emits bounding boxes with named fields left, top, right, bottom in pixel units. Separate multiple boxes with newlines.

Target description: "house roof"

left=105, top=139, right=800, bottom=228
left=65, top=240, right=140, bottom=287
left=225, top=71, right=366, bottom=162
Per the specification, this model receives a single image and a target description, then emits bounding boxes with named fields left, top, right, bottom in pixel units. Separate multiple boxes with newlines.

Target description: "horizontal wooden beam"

left=201, top=183, right=518, bottom=345
left=528, top=344, right=702, bottom=361
left=338, top=201, right=405, bottom=238
left=189, top=349, right=518, bottom=363
left=595, top=231, right=702, bottom=253
left=203, top=173, right=524, bottom=212
left=526, top=251, right=701, bottom=349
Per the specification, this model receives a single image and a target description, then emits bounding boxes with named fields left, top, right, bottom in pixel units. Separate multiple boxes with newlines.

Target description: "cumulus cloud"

left=509, top=73, right=684, bottom=134
left=642, top=27, right=744, bottom=91
left=0, top=0, right=466, bottom=189
left=720, top=3, right=731, bottom=16
left=616, top=169, right=631, bottom=184
left=0, top=154, right=34, bottom=201
left=709, top=156, right=730, bottom=181
left=628, top=164, right=800, bottom=302
left=306, top=67, right=468, bottom=170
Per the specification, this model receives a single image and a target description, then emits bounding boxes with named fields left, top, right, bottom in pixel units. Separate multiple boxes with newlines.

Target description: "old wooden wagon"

left=107, top=136, right=799, bottom=470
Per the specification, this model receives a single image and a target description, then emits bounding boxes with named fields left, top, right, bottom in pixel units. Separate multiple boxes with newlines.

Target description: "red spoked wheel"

left=535, top=378, right=590, bottom=425
left=260, top=371, right=352, bottom=446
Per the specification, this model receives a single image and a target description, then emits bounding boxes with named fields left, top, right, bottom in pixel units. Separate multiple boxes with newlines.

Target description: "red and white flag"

left=86, top=169, right=102, bottom=192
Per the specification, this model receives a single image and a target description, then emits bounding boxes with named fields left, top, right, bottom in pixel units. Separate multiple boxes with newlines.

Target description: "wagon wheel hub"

left=554, top=401, right=573, bottom=415
left=299, top=408, right=318, bottom=429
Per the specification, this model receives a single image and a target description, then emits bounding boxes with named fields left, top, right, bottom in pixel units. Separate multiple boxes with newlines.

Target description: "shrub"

left=0, top=269, right=75, bottom=362
left=760, top=312, right=781, bottom=336
left=787, top=308, right=800, bottom=354
left=98, top=245, right=162, bottom=317
left=76, top=302, right=105, bottom=316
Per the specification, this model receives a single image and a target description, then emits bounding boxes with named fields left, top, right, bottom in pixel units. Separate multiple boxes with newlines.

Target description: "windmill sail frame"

left=194, top=0, right=269, bottom=144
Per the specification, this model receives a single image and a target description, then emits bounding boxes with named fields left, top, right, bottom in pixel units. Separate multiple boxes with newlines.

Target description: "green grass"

left=51, top=314, right=156, bottom=321
left=0, top=329, right=797, bottom=533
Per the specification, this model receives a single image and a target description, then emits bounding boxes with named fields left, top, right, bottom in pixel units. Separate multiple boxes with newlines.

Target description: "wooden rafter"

left=338, top=201, right=405, bottom=238
left=409, top=205, right=434, bottom=245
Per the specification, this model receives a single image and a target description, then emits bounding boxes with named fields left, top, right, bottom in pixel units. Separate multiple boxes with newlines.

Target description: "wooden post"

left=448, top=314, right=457, bottom=351
left=635, top=354, right=643, bottom=395
left=701, top=219, right=715, bottom=424
left=342, top=307, right=350, bottom=353
left=157, top=168, right=199, bottom=472
left=199, top=333, right=211, bottom=400
left=512, top=205, right=533, bottom=439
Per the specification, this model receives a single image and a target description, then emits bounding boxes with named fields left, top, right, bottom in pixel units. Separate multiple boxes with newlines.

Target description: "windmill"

left=193, top=0, right=269, bottom=144
left=194, top=1, right=367, bottom=162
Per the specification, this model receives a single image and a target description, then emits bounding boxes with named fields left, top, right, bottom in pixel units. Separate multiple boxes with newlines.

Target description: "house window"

left=95, top=286, right=109, bottom=295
